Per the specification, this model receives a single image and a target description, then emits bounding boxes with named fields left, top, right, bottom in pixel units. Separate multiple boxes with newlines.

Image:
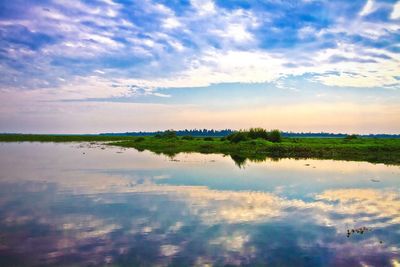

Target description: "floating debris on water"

left=346, top=226, right=371, bottom=238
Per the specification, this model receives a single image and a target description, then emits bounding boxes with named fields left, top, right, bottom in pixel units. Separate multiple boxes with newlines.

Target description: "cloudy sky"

left=0, top=0, right=399, bottom=133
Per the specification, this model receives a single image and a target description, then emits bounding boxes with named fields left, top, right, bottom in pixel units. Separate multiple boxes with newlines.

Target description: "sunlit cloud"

left=0, top=0, right=399, bottom=132
left=359, top=0, right=376, bottom=16
left=391, top=1, right=400, bottom=19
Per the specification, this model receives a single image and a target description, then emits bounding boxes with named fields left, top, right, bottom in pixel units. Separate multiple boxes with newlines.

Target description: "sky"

left=0, top=0, right=399, bottom=134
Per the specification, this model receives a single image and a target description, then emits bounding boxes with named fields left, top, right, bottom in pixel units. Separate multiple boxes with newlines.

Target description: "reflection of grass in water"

left=346, top=226, right=371, bottom=238
left=111, top=136, right=400, bottom=165
left=1, top=134, right=400, bottom=165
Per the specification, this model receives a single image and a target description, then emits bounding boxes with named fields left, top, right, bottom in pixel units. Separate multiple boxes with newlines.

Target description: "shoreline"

left=1, top=134, right=399, bottom=166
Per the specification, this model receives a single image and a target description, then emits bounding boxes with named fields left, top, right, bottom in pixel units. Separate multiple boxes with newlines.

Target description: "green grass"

left=1, top=134, right=399, bottom=165
left=109, top=136, right=400, bottom=165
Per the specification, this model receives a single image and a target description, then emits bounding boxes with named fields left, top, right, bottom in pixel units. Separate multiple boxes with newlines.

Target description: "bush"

left=228, top=132, right=248, bottom=143
left=268, top=129, right=282, bottom=143
left=203, top=137, right=213, bottom=141
left=344, top=134, right=358, bottom=140
left=248, top=127, right=269, bottom=140
left=155, top=130, right=177, bottom=139
left=181, top=135, right=194, bottom=140
left=227, top=128, right=282, bottom=143
left=134, top=137, right=145, bottom=142
left=199, top=143, right=213, bottom=150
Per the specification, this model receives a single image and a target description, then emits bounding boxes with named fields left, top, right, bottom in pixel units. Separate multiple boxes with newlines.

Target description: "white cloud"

left=320, top=16, right=400, bottom=40
left=1, top=0, right=400, bottom=116
left=190, top=0, right=216, bottom=16
left=113, top=41, right=399, bottom=89
left=162, top=17, right=182, bottom=29
left=6, top=0, right=398, bottom=91
left=359, top=0, right=375, bottom=16
left=298, top=26, right=317, bottom=39
left=391, top=1, right=400, bottom=19
left=211, top=24, right=254, bottom=43
left=152, top=92, right=171, bottom=98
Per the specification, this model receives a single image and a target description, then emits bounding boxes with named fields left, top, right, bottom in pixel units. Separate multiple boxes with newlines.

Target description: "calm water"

left=0, top=142, right=399, bottom=266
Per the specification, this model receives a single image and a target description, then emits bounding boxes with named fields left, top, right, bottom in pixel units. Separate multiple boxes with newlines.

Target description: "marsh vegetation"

left=2, top=129, right=399, bottom=165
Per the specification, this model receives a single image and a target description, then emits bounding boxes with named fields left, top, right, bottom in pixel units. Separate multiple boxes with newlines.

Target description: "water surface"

left=0, top=142, right=399, bottom=266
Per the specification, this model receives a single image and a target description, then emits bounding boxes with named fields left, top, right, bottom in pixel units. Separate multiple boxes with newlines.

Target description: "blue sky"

left=0, top=0, right=399, bottom=133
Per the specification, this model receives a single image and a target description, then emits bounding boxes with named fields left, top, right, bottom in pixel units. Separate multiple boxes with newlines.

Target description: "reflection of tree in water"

left=153, top=151, right=178, bottom=157
left=230, top=154, right=247, bottom=168
left=230, top=154, right=281, bottom=167
left=138, top=148, right=280, bottom=167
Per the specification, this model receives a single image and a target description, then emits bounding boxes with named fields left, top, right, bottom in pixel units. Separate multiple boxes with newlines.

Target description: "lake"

left=0, top=142, right=399, bottom=266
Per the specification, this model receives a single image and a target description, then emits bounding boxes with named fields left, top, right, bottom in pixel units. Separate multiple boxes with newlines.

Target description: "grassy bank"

left=109, top=136, right=400, bottom=165
left=1, top=134, right=399, bottom=165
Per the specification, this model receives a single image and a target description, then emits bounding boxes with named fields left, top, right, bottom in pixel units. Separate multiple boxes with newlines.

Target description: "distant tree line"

left=101, top=129, right=234, bottom=137
left=100, top=130, right=400, bottom=138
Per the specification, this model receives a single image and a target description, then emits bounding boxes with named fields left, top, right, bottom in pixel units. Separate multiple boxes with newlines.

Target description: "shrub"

left=228, top=132, right=248, bottom=143
left=199, top=144, right=214, bottom=152
left=203, top=137, right=213, bottom=141
left=267, top=129, right=282, bottom=143
left=181, top=135, right=194, bottom=140
left=344, top=134, right=358, bottom=140
left=227, top=128, right=282, bottom=143
left=155, top=130, right=177, bottom=139
left=248, top=127, right=269, bottom=140
left=134, top=137, right=145, bottom=142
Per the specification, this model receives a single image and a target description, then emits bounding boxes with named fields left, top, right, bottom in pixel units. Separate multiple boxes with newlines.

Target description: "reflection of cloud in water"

left=315, top=189, right=400, bottom=226
left=61, top=215, right=121, bottom=239
left=125, top=185, right=399, bottom=237
left=160, top=244, right=180, bottom=257
left=210, top=231, right=250, bottom=252
left=130, top=185, right=284, bottom=224
left=153, top=174, right=172, bottom=180
left=0, top=181, right=399, bottom=266
left=0, top=143, right=399, bottom=266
